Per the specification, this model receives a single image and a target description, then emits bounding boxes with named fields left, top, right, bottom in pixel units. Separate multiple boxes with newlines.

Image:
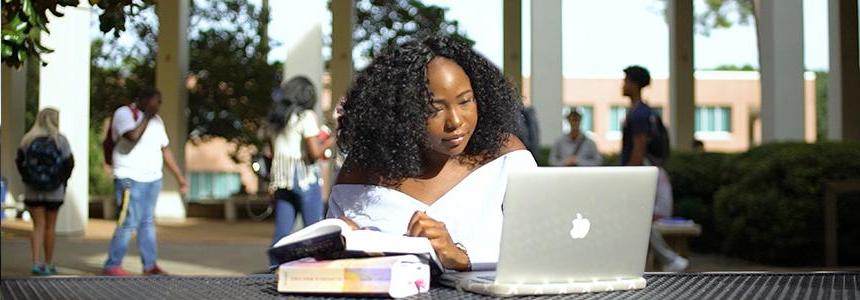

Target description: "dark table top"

left=2, top=272, right=858, bottom=299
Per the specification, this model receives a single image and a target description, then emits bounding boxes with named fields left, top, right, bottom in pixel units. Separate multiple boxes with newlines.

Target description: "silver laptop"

left=441, top=167, right=658, bottom=297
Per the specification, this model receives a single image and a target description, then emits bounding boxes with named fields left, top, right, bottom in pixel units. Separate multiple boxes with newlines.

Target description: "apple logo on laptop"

left=569, top=213, right=591, bottom=239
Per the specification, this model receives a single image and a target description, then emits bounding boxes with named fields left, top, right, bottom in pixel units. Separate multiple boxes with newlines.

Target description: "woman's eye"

left=459, top=98, right=474, bottom=105
left=431, top=106, right=444, bottom=115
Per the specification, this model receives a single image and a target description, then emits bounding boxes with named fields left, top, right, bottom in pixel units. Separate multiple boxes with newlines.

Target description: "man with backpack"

left=102, top=87, right=188, bottom=276
left=16, top=108, right=74, bottom=276
left=620, top=65, right=687, bottom=272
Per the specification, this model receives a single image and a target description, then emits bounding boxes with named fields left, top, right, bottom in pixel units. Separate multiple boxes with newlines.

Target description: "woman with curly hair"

left=328, top=36, right=537, bottom=271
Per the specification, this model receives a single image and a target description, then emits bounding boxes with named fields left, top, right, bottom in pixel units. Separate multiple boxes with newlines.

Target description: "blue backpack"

left=18, top=137, right=65, bottom=191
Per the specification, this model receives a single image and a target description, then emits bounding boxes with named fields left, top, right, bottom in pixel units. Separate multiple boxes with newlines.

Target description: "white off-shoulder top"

left=326, top=150, right=538, bottom=267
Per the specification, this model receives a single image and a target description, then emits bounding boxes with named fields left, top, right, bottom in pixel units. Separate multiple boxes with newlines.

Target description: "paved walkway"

left=2, top=218, right=274, bottom=276
left=1, top=218, right=853, bottom=277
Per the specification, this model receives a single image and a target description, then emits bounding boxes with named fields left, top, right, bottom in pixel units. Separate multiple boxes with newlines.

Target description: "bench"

left=646, top=221, right=702, bottom=271
left=824, top=179, right=860, bottom=267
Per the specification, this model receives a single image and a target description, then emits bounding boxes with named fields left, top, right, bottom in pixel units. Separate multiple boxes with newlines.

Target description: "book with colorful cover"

left=268, top=218, right=444, bottom=274
left=277, top=255, right=431, bottom=298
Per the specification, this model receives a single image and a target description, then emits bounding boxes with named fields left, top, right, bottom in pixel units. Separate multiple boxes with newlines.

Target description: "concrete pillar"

left=155, top=0, right=189, bottom=220
left=504, top=0, right=522, bottom=93
left=827, top=0, right=860, bottom=141
left=755, top=0, right=806, bottom=142
left=38, top=3, right=90, bottom=235
left=668, top=0, right=695, bottom=151
left=1, top=66, right=27, bottom=209
left=282, top=2, right=325, bottom=109
left=330, top=0, right=353, bottom=123
left=530, top=0, right=563, bottom=147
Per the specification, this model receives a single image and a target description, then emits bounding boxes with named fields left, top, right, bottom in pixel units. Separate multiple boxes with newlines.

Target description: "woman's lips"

left=442, top=134, right=465, bottom=147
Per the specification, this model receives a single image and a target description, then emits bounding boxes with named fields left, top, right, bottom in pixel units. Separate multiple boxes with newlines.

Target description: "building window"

left=609, top=106, right=627, bottom=132
left=188, top=172, right=243, bottom=202
left=562, top=106, right=593, bottom=133
left=695, top=106, right=731, bottom=139
left=652, top=107, right=663, bottom=119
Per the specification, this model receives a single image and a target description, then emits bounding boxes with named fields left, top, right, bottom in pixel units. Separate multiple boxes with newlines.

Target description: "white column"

left=155, top=0, right=189, bottom=220
left=669, top=0, right=695, bottom=151
left=38, top=3, right=91, bottom=235
left=503, top=0, right=522, bottom=92
left=755, top=0, right=806, bottom=142
left=530, top=0, right=563, bottom=147
left=282, top=1, right=325, bottom=109
left=330, top=0, right=353, bottom=120
left=827, top=0, right=860, bottom=141
left=1, top=66, right=28, bottom=209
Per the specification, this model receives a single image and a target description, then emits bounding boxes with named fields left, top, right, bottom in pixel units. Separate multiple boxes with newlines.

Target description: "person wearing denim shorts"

left=102, top=88, right=187, bottom=276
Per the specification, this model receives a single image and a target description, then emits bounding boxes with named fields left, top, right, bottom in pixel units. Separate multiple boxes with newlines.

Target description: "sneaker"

left=44, top=264, right=57, bottom=275
left=103, top=266, right=131, bottom=276
left=143, top=265, right=168, bottom=276
left=662, top=256, right=689, bottom=272
left=31, top=264, right=44, bottom=276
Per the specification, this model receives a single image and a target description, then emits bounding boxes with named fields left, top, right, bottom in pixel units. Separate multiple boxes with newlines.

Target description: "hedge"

left=664, top=151, right=733, bottom=252
left=540, top=141, right=860, bottom=266
left=713, top=142, right=860, bottom=265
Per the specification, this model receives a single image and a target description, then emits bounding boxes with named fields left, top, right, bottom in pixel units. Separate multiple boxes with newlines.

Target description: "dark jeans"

left=269, top=180, right=323, bottom=267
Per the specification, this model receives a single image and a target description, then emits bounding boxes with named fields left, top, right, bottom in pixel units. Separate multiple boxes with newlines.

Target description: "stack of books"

left=269, top=218, right=440, bottom=298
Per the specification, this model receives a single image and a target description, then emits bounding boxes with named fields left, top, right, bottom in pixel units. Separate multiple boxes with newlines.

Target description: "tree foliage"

left=659, top=0, right=755, bottom=36
left=1, top=0, right=149, bottom=68
left=697, top=0, right=754, bottom=32
left=348, top=0, right=474, bottom=61
left=186, top=0, right=279, bottom=145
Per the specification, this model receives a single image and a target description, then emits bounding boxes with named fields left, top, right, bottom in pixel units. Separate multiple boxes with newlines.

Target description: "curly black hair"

left=337, top=35, right=523, bottom=184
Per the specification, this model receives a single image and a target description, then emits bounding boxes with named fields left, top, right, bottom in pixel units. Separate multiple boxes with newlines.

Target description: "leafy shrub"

left=88, top=126, right=113, bottom=197
left=664, top=151, right=733, bottom=252
left=713, top=142, right=860, bottom=265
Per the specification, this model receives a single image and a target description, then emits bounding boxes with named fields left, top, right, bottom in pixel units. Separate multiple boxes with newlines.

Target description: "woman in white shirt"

left=329, top=36, right=537, bottom=271
left=267, top=76, right=334, bottom=265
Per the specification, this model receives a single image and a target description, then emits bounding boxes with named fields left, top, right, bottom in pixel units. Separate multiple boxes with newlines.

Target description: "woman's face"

left=424, top=57, right=478, bottom=157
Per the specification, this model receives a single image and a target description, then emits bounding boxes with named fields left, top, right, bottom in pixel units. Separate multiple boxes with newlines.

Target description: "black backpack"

left=647, top=112, right=671, bottom=166
left=17, top=137, right=65, bottom=191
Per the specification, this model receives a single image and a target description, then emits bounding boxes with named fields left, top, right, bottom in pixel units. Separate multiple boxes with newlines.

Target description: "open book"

left=268, top=218, right=444, bottom=274
left=277, top=255, right=430, bottom=298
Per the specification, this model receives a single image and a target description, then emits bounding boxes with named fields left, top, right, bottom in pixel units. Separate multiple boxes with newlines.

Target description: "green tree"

left=658, top=0, right=754, bottom=36
left=814, top=71, right=828, bottom=140
left=186, top=0, right=279, bottom=146
left=711, top=64, right=757, bottom=71
left=2, top=0, right=150, bottom=68
left=346, top=0, right=474, bottom=61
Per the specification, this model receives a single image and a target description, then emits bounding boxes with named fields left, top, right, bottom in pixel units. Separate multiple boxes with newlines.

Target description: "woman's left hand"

left=407, top=211, right=470, bottom=271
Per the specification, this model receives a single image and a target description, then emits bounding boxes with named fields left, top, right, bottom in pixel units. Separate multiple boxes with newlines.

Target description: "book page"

left=343, top=230, right=442, bottom=270
left=273, top=218, right=350, bottom=247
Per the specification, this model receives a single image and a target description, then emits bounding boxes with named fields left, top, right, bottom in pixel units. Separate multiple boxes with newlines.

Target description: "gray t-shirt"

left=549, top=133, right=603, bottom=167
left=20, top=134, right=73, bottom=202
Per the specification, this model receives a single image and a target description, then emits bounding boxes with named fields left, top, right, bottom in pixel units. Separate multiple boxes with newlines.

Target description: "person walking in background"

left=549, top=108, right=602, bottom=166
left=15, top=108, right=74, bottom=276
left=266, top=76, right=334, bottom=267
left=620, top=65, right=687, bottom=272
left=103, top=88, right=188, bottom=276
